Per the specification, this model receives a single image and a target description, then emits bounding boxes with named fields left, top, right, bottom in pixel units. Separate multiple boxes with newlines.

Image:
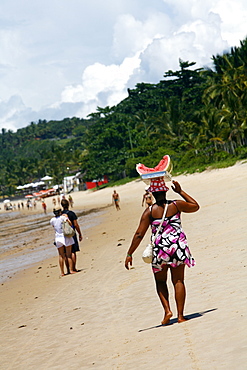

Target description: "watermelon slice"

left=136, top=155, right=172, bottom=175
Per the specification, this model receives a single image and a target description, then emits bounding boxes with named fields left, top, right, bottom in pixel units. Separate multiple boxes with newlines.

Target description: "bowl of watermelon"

left=136, top=155, right=172, bottom=184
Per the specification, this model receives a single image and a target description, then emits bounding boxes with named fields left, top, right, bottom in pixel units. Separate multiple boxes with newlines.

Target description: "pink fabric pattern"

left=150, top=202, right=195, bottom=272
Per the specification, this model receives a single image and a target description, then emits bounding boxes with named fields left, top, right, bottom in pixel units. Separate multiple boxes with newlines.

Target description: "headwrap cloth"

left=148, top=177, right=169, bottom=192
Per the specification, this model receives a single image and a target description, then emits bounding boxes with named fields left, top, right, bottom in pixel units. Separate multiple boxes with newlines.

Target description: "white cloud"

left=59, top=54, right=141, bottom=114
left=0, top=0, right=247, bottom=131
left=122, top=10, right=228, bottom=82
left=112, top=12, right=172, bottom=60
left=0, top=95, right=34, bottom=132
left=212, top=0, right=247, bottom=45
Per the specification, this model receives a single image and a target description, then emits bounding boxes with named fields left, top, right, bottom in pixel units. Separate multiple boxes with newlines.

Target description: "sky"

left=0, top=0, right=246, bottom=132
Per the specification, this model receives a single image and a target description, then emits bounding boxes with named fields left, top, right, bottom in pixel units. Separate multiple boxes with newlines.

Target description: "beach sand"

left=0, top=162, right=247, bottom=369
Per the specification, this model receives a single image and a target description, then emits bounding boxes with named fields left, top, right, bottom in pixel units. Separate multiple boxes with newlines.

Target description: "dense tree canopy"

left=1, top=39, right=247, bottom=196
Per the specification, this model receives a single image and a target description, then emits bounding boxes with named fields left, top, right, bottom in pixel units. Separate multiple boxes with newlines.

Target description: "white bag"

left=142, top=243, right=154, bottom=263
left=62, top=219, right=75, bottom=238
left=142, top=203, right=168, bottom=264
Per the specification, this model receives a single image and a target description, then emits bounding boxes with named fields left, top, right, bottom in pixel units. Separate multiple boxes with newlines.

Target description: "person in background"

left=68, top=195, right=74, bottom=208
left=142, top=187, right=153, bottom=207
left=125, top=178, right=199, bottom=325
left=50, top=207, right=77, bottom=276
left=61, top=199, right=82, bottom=272
left=42, top=200, right=47, bottom=214
left=112, top=190, right=120, bottom=210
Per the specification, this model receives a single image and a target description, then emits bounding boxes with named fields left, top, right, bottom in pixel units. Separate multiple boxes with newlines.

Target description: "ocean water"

left=0, top=208, right=105, bottom=283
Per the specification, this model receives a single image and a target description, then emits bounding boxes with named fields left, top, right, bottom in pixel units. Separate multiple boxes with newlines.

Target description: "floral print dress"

left=151, top=201, right=195, bottom=273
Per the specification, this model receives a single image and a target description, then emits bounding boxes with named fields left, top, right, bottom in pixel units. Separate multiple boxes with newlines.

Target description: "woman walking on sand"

left=125, top=178, right=199, bottom=325
left=50, top=207, right=77, bottom=276
left=61, top=199, right=83, bottom=272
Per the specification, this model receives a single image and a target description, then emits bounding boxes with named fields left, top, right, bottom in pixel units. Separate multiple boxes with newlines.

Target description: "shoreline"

left=1, top=163, right=247, bottom=369
left=0, top=189, right=111, bottom=283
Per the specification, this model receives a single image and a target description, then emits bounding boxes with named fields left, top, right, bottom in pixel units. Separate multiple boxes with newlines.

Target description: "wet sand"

left=0, top=192, right=109, bottom=282
left=0, top=162, right=247, bottom=369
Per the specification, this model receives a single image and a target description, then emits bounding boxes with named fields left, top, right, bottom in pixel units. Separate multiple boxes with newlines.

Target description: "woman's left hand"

left=171, top=180, right=182, bottom=194
left=125, top=255, right=132, bottom=270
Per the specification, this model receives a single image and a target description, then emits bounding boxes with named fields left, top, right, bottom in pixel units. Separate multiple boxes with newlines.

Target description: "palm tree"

left=204, top=44, right=247, bottom=150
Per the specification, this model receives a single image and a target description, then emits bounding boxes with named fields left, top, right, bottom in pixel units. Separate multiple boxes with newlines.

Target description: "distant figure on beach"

left=125, top=178, right=199, bottom=325
left=142, top=187, right=153, bottom=207
left=61, top=199, right=82, bottom=272
left=68, top=195, right=74, bottom=208
left=42, top=201, right=47, bottom=214
left=50, top=207, right=77, bottom=276
left=112, top=190, right=120, bottom=210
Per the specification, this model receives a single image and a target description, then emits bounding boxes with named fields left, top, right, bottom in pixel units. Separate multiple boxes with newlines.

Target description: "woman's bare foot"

left=70, top=270, right=77, bottom=274
left=177, top=316, right=187, bottom=323
left=161, top=311, right=173, bottom=325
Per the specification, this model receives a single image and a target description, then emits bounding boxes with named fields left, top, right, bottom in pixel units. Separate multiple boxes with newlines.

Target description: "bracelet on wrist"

left=127, top=254, right=132, bottom=257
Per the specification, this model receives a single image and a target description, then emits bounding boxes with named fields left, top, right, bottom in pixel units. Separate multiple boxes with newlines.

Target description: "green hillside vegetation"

left=1, top=38, right=247, bottom=196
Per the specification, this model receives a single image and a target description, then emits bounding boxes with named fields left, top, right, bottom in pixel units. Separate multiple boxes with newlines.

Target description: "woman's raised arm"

left=171, top=180, right=200, bottom=213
